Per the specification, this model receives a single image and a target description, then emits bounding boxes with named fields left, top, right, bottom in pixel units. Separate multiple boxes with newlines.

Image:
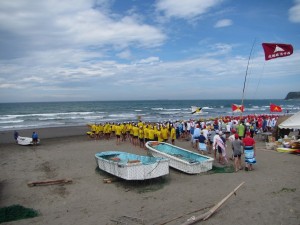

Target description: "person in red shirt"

left=243, top=131, right=256, bottom=171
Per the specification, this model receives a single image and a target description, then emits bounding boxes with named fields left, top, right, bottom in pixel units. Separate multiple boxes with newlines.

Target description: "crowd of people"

left=87, top=114, right=280, bottom=172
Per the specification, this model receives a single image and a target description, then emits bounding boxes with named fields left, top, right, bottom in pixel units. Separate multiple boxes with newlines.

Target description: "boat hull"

left=146, top=141, right=214, bottom=174
left=17, top=136, right=40, bottom=146
left=95, top=151, right=169, bottom=180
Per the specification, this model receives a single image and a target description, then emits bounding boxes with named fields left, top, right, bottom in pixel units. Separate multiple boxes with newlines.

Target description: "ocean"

left=0, top=99, right=299, bottom=131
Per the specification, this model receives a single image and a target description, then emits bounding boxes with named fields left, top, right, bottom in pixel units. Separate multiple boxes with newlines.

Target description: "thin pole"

left=241, top=39, right=256, bottom=119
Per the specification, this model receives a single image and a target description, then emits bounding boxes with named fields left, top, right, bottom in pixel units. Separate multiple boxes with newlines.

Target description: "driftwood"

left=181, top=181, right=245, bottom=225
left=27, top=178, right=73, bottom=187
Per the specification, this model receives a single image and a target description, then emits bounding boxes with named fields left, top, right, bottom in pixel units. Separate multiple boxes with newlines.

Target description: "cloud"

left=214, top=19, right=233, bottom=28
left=1, top=49, right=299, bottom=101
left=289, top=0, right=300, bottom=23
left=117, top=49, right=132, bottom=59
left=155, top=0, right=223, bottom=19
left=135, top=57, right=161, bottom=64
left=0, top=0, right=166, bottom=59
left=0, top=0, right=299, bottom=102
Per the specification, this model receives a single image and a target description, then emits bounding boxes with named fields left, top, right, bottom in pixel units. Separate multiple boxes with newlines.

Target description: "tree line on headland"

left=284, top=92, right=300, bottom=100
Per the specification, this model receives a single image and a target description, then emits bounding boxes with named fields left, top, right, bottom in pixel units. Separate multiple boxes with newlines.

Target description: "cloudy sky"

left=0, top=0, right=299, bottom=103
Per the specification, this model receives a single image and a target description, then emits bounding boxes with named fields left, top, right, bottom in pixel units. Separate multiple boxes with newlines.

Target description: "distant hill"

left=284, top=92, right=300, bottom=100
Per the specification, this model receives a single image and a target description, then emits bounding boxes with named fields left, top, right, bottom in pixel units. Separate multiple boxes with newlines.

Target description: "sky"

left=0, top=0, right=300, bottom=103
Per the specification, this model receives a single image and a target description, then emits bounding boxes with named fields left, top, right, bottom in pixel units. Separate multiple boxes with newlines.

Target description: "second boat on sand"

left=145, top=141, right=214, bottom=174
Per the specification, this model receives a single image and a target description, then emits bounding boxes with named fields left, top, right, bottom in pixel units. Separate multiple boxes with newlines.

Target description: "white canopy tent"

left=278, top=111, right=300, bottom=129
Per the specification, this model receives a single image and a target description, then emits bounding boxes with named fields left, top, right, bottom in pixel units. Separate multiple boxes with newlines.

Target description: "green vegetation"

left=0, top=204, right=38, bottom=223
left=273, top=187, right=296, bottom=194
left=209, top=165, right=235, bottom=173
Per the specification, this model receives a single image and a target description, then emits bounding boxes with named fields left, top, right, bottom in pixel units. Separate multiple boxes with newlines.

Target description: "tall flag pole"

left=241, top=39, right=256, bottom=119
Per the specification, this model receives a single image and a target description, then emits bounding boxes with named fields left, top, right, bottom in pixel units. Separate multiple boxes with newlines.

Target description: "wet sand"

left=0, top=127, right=299, bottom=225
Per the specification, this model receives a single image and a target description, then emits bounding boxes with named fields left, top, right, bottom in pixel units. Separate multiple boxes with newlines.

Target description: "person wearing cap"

left=231, top=133, right=243, bottom=172
left=243, top=131, right=256, bottom=171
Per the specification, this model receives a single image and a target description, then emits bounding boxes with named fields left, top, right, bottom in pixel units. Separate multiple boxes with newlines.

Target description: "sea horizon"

left=0, top=99, right=299, bottom=131
left=0, top=98, right=291, bottom=104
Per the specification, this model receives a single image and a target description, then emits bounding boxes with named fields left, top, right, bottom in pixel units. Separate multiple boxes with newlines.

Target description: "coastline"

left=0, top=125, right=88, bottom=144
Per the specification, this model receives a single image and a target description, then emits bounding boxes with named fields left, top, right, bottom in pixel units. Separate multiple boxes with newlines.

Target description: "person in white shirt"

left=192, top=124, right=201, bottom=148
left=202, top=126, right=209, bottom=139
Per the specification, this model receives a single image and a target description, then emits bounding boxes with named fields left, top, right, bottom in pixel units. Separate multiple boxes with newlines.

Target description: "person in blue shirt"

left=32, top=131, right=38, bottom=145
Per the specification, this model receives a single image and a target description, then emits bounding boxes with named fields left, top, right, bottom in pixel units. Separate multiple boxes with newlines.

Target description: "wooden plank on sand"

left=27, top=178, right=73, bottom=187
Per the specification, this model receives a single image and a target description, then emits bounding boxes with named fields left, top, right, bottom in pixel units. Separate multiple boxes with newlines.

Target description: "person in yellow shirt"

left=129, top=123, right=135, bottom=144
left=90, top=123, right=97, bottom=139
left=170, top=124, right=176, bottom=145
left=138, top=120, right=143, bottom=128
left=148, top=126, right=155, bottom=141
left=111, top=122, right=116, bottom=137
left=138, top=126, right=144, bottom=148
left=104, top=122, right=111, bottom=140
left=132, top=124, right=139, bottom=146
left=121, top=122, right=126, bottom=142
left=154, top=125, right=159, bottom=141
left=94, top=124, right=101, bottom=140
left=115, top=123, right=122, bottom=145
left=156, top=127, right=163, bottom=142
left=144, top=125, right=149, bottom=144
left=161, top=125, right=169, bottom=142
left=126, top=122, right=131, bottom=142
left=98, top=123, right=104, bottom=139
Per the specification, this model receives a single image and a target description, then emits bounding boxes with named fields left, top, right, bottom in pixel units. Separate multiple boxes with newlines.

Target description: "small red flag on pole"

left=270, top=103, right=282, bottom=112
left=232, top=104, right=244, bottom=112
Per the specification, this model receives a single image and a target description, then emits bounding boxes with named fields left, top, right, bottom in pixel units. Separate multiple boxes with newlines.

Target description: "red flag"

left=262, top=43, right=293, bottom=61
left=270, top=103, right=282, bottom=112
left=232, top=104, right=244, bottom=112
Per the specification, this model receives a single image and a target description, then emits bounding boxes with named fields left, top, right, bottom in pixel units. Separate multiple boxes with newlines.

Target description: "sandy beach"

left=1, top=126, right=299, bottom=225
